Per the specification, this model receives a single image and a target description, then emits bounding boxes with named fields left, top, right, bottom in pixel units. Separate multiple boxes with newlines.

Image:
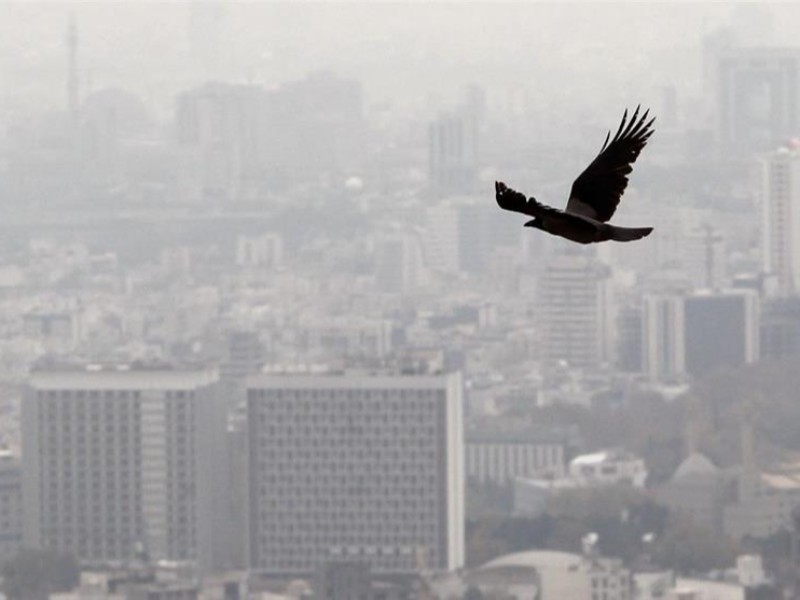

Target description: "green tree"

left=2, top=548, right=80, bottom=600
left=463, top=586, right=485, bottom=600
left=651, top=516, right=739, bottom=574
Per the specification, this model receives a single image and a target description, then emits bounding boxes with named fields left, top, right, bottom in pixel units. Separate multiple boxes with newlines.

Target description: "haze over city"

left=0, top=2, right=799, bottom=599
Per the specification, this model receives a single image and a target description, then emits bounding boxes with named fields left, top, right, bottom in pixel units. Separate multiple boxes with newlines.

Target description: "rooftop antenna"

left=66, top=12, right=79, bottom=120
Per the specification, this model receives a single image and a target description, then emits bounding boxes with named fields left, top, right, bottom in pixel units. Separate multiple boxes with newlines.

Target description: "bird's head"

left=524, top=217, right=543, bottom=230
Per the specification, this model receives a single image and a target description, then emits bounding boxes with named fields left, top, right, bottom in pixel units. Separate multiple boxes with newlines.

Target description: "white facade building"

left=480, top=551, right=630, bottom=600
left=539, top=253, right=614, bottom=372
left=642, top=295, right=686, bottom=382
left=569, top=450, right=647, bottom=488
left=245, top=372, right=464, bottom=575
left=762, top=146, right=800, bottom=296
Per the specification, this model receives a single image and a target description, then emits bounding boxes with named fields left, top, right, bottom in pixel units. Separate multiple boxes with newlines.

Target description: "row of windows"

left=251, top=388, right=442, bottom=400
left=38, top=389, right=196, bottom=399
left=257, top=498, right=438, bottom=514
left=255, top=549, right=433, bottom=564
left=257, top=446, right=437, bottom=458
left=258, top=518, right=439, bottom=533
left=39, top=390, right=141, bottom=400
left=257, top=427, right=438, bottom=441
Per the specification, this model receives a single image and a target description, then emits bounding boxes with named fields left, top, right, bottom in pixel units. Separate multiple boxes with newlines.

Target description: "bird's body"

left=527, top=212, right=653, bottom=244
left=496, top=106, right=655, bottom=244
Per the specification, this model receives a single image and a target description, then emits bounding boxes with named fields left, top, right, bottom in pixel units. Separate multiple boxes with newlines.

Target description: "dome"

left=671, top=452, right=718, bottom=480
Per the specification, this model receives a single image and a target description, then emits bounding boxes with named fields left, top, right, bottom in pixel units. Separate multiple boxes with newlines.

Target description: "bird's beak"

left=523, top=220, right=537, bottom=227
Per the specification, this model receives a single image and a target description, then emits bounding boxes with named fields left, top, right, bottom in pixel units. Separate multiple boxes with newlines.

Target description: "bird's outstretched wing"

left=495, top=181, right=562, bottom=218
left=566, top=106, right=655, bottom=223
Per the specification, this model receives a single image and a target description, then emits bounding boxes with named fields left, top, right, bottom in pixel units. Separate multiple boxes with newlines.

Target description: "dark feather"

left=495, top=181, right=563, bottom=219
left=566, top=106, right=655, bottom=222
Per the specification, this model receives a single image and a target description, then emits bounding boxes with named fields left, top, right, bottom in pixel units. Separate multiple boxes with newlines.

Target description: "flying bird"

left=495, top=106, right=655, bottom=244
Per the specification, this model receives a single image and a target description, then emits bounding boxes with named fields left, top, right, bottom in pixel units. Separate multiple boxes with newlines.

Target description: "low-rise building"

left=465, top=429, right=568, bottom=486
left=569, top=449, right=648, bottom=488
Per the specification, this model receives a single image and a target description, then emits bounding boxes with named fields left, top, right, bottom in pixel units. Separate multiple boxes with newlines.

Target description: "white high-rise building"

left=22, top=365, right=228, bottom=571
left=245, top=372, right=464, bottom=575
left=538, top=253, right=614, bottom=371
left=762, top=146, right=800, bottom=296
left=641, top=295, right=686, bottom=382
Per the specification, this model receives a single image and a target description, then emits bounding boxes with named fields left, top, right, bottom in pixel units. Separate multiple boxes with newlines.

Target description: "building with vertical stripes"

left=465, top=431, right=567, bottom=485
left=538, top=253, right=614, bottom=372
left=22, top=364, right=228, bottom=571
left=762, top=146, right=800, bottom=296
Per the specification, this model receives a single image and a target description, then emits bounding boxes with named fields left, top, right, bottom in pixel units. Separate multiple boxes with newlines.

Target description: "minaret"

left=67, top=13, right=78, bottom=119
left=739, top=405, right=759, bottom=502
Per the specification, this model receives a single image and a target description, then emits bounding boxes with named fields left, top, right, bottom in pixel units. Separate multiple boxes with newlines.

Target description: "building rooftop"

left=571, top=449, right=640, bottom=466
left=28, top=364, right=219, bottom=390
left=761, top=472, right=800, bottom=491
left=246, top=371, right=460, bottom=390
left=482, top=550, right=584, bottom=571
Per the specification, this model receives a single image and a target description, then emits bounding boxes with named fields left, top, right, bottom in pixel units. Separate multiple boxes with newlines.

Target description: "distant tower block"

left=66, top=13, right=78, bottom=119
left=716, top=48, right=800, bottom=153
left=538, top=253, right=614, bottom=372
left=762, top=146, right=800, bottom=296
left=428, top=112, right=478, bottom=198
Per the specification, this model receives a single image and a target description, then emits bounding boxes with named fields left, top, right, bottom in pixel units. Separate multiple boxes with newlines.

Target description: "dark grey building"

left=22, top=364, right=229, bottom=571
left=761, top=297, right=800, bottom=360
left=683, top=291, right=759, bottom=377
left=715, top=48, right=800, bottom=153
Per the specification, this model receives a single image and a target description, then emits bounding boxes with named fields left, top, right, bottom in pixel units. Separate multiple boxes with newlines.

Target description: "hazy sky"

left=1, top=2, right=798, bottom=118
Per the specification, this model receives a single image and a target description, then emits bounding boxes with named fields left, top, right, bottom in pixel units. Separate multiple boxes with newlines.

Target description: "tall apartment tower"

left=429, top=112, right=478, bottom=198
left=22, top=365, right=228, bottom=571
left=538, top=253, right=614, bottom=372
left=762, top=146, right=800, bottom=296
left=245, top=372, right=464, bottom=575
left=176, top=83, right=266, bottom=203
left=715, top=48, right=799, bottom=153
left=641, top=295, right=686, bottom=382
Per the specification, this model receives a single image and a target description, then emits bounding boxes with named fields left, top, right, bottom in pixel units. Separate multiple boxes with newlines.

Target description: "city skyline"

left=0, top=2, right=799, bottom=599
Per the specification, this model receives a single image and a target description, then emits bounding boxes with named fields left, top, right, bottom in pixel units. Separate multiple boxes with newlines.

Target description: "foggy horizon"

left=1, top=1, right=800, bottom=599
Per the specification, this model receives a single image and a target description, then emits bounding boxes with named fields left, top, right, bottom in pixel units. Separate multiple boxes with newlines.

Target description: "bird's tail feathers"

left=610, top=226, right=653, bottom=242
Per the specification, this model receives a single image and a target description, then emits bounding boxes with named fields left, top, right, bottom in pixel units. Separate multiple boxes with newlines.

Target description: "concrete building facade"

left=245, top=372, right=464, bottom=575
left=22, top=365, right=228, bottom=570
left=538, top=254, right=614, bottom=372
left=762, top=146, right=800, bottom=296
